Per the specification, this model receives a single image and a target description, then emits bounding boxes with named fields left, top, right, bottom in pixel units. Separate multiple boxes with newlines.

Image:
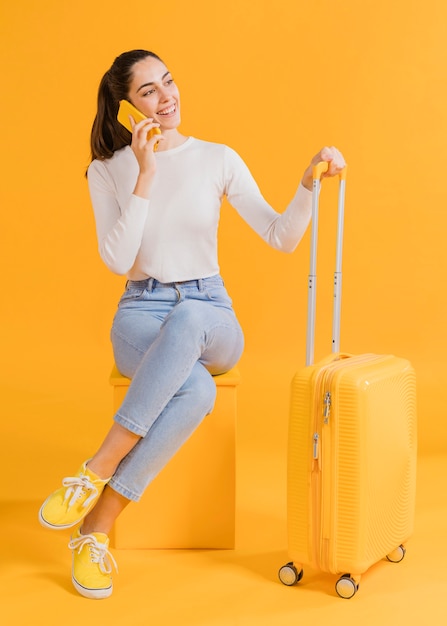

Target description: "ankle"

left=86, top=458, right=115, bottom=481
left=80, top=523, right=111, bottom=537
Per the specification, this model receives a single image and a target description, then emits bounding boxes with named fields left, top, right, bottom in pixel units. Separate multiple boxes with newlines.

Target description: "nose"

left=158, top=85, right=170, bottom=101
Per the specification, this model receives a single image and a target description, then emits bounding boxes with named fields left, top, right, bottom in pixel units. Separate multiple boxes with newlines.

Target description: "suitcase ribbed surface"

left=287, top=354, right=417, bottom=576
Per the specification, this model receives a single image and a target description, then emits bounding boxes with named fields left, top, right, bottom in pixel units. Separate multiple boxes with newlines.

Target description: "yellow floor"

left=1, top=454, right=446, bottom=626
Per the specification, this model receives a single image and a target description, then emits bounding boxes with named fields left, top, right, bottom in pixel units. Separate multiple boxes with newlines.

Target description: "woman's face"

left=128, top=56, right=181, bottom=130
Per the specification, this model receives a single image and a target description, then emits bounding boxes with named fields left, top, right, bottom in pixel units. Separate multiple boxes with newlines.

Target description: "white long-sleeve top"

left=87, top=137, right=312, bottom=282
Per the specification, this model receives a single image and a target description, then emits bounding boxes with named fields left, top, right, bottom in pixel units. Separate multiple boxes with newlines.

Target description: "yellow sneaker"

left=38, top=460, right=110, bottom=530
left=69, top=528, right=118, bottom=599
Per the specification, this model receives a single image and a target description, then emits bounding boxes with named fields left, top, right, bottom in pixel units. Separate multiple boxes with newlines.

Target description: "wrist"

left=301, top=167, right=313, bottom=191
left=133, top=170, right=155, bottom=199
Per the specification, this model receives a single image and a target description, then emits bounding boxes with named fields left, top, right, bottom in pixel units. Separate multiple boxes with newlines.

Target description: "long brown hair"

left=89, top=50, right=163, bottom=165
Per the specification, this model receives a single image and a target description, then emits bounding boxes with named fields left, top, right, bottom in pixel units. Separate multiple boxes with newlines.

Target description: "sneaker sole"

left=72, top=575, right=113, bottom=599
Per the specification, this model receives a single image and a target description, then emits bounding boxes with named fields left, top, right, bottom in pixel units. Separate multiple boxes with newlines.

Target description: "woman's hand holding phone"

left=130, top=116, right=162, bottom=152
left=116, top=99, right=163, bottom=195
left=130, top=116, right=163, bottom=198
left=117, top=99, right=162, bottom=149
left=130, top=116, right=163, bottom=164
left=116, top=99, right=163, bottom=180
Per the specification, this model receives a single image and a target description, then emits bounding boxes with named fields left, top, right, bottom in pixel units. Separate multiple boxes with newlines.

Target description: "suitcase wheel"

left=278, top=562, right=304, bottom=586
left=335, top=574, right=360, bottom=599
left=386, top=544, right=406, bottom=563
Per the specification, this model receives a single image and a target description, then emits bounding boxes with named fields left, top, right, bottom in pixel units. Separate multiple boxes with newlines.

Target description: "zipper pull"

left=313, top=433, right=320, bottom=459
left=323, top=391, right=331, bottom=424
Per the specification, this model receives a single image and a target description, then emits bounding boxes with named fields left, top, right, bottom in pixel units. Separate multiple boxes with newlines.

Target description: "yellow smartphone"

left=117, top=100, right=161, bottom=149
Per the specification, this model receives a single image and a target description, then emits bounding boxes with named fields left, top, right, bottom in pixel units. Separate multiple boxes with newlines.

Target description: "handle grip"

left=312, top=161, right=347, bottom=181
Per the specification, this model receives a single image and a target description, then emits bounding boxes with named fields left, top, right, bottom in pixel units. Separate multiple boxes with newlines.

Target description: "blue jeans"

left=108, top=275, right=244, bottom=501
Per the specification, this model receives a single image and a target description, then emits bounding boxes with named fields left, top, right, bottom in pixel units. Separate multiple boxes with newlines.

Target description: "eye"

left=165, top=78, right=175, bottom=86
left=143, top=88, right=156, bottom=97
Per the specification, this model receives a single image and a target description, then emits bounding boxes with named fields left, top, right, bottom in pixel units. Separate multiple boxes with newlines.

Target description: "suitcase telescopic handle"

left=306, top=162, right=348, bottom=366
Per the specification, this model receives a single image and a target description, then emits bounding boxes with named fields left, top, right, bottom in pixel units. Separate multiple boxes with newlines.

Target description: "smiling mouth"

left=157, top=104, right=176, bottom=116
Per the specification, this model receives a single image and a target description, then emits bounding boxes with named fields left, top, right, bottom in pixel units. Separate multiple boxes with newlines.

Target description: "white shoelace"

left=62, top=474, right=99, bottom=509
left=69, top=534, right=118, bottom=574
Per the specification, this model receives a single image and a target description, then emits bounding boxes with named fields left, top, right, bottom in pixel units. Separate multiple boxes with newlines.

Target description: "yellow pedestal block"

left=109, top=365, right=240, bottom=550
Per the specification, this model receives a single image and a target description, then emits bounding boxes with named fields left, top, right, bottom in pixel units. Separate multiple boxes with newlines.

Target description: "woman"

left=39, top=49, right=346, bottom=599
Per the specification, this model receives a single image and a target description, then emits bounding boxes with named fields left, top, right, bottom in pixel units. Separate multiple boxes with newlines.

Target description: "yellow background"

left=1, top=0, right=446, bottom=505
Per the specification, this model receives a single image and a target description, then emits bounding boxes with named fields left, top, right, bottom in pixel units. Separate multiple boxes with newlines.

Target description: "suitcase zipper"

left=313, top=433, right=320, bottom=461
left=317, top=353, right=390, bottom=572
left=323, top=391, right=331, bottom=423
left=321, top=370, right=333, bottom=570
left=311, top=365, right=330, bottom=567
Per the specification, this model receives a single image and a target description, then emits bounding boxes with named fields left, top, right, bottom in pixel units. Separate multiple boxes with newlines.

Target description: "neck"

left=157, top=128, right=188, bottom=152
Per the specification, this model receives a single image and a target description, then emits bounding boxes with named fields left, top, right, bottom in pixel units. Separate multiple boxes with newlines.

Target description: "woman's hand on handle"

left=301, top=146, right=346, bottom=191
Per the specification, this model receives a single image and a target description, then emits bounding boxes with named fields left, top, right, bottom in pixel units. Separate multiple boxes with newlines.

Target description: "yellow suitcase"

left=278, top=164, right=417, bottom=598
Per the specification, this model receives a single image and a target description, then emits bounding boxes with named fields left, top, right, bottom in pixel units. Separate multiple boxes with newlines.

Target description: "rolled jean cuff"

left=108, top=477, right=141, bottom=502
left=114, top=412, right=148, bottom=437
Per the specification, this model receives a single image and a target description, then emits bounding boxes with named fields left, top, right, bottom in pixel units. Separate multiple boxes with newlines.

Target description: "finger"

left=131, top=119, right=161, bottom=149
left=329, top=147, right=344, bottom=166
left=149, top=133, right=164, bottom=152
left=324, top=148, right=346, bottom=175
left=319, top=146, right=334, bottom=162
left=133, top=117, right=159, bottom=134
left=311, top=147, right=328, bottom=166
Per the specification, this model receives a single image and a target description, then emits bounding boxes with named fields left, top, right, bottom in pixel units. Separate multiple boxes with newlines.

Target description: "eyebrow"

left=136, top=71, right=171, bottom=93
